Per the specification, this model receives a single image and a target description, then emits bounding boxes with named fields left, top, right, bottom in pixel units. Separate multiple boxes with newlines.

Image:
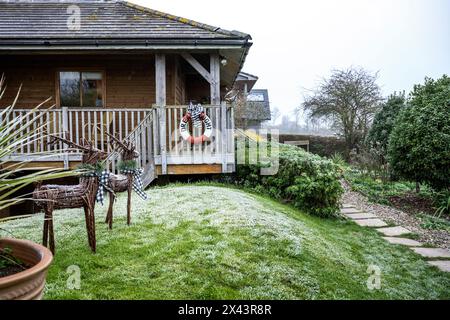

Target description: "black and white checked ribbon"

left=83, top=170, right=114, bottom=205
left=120, top=168, right=148, bottom=200
left=187, top=102, right=204, bottom=128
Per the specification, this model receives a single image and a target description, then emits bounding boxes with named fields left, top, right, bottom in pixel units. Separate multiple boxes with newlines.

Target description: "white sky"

left=131, top=0, right=450, bottom=116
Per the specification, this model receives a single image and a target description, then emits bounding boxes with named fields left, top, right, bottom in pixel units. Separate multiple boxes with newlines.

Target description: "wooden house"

left=0, top=0, right=253, bottom=187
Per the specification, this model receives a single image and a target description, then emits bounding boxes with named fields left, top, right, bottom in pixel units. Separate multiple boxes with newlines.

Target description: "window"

left=247, top=93, right=265, bottom=102
left=59, top=71, right=103, bottom=107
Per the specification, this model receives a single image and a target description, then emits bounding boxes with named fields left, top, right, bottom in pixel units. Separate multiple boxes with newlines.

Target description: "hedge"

left=279, top=134, right=347, bottom=158
left=236, top=144, right=343, bottom=218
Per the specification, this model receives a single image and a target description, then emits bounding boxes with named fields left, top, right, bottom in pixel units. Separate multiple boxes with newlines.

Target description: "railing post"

left=159, top=105, right=167, bottom=174
left=230, top=103, right=235, bottom=172
left=221, top=101, right=227, bottom=173
left=61, top=106, right=69, bottom=169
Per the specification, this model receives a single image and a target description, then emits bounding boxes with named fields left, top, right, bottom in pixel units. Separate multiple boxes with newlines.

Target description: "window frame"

left=56, top=68, right=106, bottom=108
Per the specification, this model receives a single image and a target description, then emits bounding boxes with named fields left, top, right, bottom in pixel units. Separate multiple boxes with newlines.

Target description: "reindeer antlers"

left=49, top=134, right=102, bottom=153
left=105, top=132, right=130, bottom=151
left=106, top=132, right=139, bottom=160
left=106, top=132, right=136, bottom=153
left=49, top=134, right=91, bottom=152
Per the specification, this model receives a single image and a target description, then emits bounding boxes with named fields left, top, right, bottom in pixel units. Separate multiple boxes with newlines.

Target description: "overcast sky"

left=132, top=0, right=450, bottom=116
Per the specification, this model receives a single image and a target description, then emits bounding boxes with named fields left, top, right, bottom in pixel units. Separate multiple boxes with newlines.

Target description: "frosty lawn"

left=3, top=185, right=449, bottom=299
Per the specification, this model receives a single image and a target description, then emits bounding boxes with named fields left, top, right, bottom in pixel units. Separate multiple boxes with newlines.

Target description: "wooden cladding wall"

left=174, top=56, right=186, bottom=105
left=186, top=74, right=211, bottom=104
left=0, top=54, right=194, bottom=109
left=0, top=56, right=55, bottom=108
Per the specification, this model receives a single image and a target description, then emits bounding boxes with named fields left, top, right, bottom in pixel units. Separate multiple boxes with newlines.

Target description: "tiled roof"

left=0, top=0, right=251, bottom=41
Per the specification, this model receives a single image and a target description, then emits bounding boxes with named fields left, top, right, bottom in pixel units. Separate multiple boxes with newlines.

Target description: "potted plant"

left=0, top=238, right=53, bottom=300
left=0, top=74, right=75, bottom=299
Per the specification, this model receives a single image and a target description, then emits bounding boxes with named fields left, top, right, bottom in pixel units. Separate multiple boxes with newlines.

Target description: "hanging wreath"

left=179, top=103, right=212, bottom=144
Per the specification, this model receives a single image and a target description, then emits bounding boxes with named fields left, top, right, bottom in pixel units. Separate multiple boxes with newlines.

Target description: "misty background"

left=132, top=0, right=450, bottom=132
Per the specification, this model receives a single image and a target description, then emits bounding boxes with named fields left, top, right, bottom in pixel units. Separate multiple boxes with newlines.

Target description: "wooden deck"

left=1, top=104, right=235, bottom=186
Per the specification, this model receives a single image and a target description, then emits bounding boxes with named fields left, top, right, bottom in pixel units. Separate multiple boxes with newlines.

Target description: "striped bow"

left=187, top=102, right=205, bottom=128
left=83, top=170, right=115, bottom=205
left=120, top=168, right=148, bottom=200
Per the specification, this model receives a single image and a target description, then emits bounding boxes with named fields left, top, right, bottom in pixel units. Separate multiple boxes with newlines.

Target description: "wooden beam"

left=284, top=140, right=310, bottom=152
left=210, top=53, right=221, bottom=105
left=156, top=164, right=222, bottom=175
left=155, top=53, right=167, bottom=174
left=180, top=52, right=212, bottom=84
left=0, top=161, right=82, bottom=170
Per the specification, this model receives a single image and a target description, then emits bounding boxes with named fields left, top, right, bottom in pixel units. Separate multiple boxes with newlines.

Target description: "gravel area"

left=341, top=180, right=450, bottom=249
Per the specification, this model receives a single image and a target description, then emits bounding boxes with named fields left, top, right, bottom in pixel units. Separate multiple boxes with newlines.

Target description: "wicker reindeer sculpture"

left=32, top=136, right=108, bottom=254
left=104, top=133, right=142, bottom=229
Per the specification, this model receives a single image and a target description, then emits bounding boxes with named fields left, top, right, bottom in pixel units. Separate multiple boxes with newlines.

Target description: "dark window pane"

left=82, top=72, right=103, bottom=107
left=60, top=72, right=80, bottom=107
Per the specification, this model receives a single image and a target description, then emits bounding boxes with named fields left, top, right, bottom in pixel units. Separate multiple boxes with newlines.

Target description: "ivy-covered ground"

left=2, top=184, right=449, bottom=299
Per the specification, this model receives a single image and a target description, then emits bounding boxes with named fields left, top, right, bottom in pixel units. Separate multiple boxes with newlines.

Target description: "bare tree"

left=270, top=106, right=281, bottom=125
left=301, top=67, right=382, bottom=156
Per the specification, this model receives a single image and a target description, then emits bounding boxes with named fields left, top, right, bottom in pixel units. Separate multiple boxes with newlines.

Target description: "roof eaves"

left=237, top=71, right=259, bottom=81
left=122, top=1, right=252, bottom=40
left=0, top=37, right=250, bottom=49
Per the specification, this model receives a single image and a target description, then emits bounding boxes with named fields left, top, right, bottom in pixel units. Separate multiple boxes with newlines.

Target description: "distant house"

left=234, top=72, right=259, bottom=94
left=232, top=72, right=271, bottom=129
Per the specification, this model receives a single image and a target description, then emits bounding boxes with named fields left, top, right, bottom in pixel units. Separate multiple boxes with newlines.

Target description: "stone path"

left=342, top=203, right=450, bottom=273
left=341, top=180, right=450, bottom=249
left=382, top=237, right=423, bottom=247
left=344, top=212, right=378, bottom=219
left=353, top=218, right=388, bottom=227
left=376, top=226, right=411, bottom=237
left=411, top=247, right=450, bottom=259
left=427, top=261, right=450, bottom=272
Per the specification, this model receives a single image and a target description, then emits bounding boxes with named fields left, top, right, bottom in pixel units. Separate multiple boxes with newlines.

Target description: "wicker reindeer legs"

left=33, top=137, right=107, bottom=254
left=104, top=133, right=140, bottom=229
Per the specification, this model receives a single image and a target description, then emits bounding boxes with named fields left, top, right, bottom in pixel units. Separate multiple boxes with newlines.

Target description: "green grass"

left=1, top=185, right=449, bottom=299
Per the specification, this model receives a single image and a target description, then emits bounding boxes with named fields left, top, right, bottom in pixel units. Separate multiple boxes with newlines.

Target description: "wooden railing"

left=104, top=110, right=156, bottom=186
left=2, top=107, right=153, bottom=165
left=155, top=103, right=235, bottom=172
left=2, top=108, right=152, bottom=151
left=2, top=103, right=235, bottom=175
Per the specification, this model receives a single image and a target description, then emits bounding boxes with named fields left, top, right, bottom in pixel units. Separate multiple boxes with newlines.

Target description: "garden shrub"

left=366, top=92, right=406, bottom=163
left=388, top=75, right=450, bottom=191
left=236, top=144, right=343, bottom=218
left=344, top=168, right=428, bottom=205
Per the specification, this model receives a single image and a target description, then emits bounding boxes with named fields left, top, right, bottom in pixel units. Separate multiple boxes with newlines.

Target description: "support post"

left=210, top=53, right=221, bottom=105
left=61, top=106, right=69, bottom=169
left=230, top=104, right=235, bottom=172
left=155, top=53, right=167, bottom=174
left=221, top=102, right=227, bottom=173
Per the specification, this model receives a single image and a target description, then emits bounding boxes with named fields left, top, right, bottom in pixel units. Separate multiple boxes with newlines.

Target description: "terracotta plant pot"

left=0, top=238, right=53, bottom=300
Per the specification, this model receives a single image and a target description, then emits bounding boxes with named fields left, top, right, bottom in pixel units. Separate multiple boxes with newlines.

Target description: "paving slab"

left=427, top=260, right=450, bottom=272
left=376, top=226, right=411, bottom=237
left=353, top=218, right=388, bottom=227
left=411, top=247, right=450, bottom=259
left=341, top=207, right=362, bottom=214
left=382, top=237, right=423, bottom=247
left=345, top=212, right=378, bottom=220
